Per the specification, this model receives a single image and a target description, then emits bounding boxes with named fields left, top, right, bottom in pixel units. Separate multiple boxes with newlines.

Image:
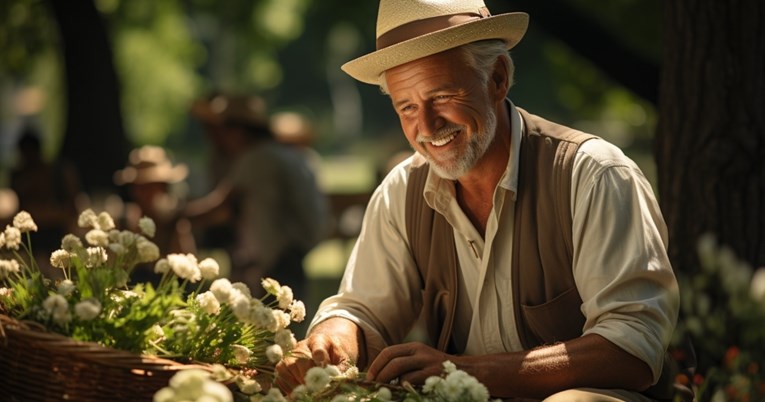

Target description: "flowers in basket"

left=0, top=209, right=305, bottom=396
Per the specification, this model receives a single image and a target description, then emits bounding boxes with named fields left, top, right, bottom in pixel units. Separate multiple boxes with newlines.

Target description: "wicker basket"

left=0, top=314, right=208, bottom=402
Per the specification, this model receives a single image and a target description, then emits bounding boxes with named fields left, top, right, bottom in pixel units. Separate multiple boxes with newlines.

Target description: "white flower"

left=108, top=243, right=128, bottom=255
left=375, top=387, right=393, bottom=401
left=251, top=306, right=278, bottom=331
left=210, top=278, right=233, bottom=303
left=13, top=211, right=37, bottom=232
left=167, top=253, right=201, bottom=282
left=304, top=366, right=331, bottom=392
left=232, top=282, right=252, bottom=299
left=0, top=287, right=12, bottom=298
left=75, top=299, right=102, bottom=320
left=96, top=211, right=115, bottom=231
left=290, top=385, right=308, bottom=399
left=138, top=216, right=156, bottom=237
left=61, top=234, right=83, bottom=251
left=57, top=279, right=76, bottom=296
left=274, top=329, right=296, bottom=352
left=231, top=344, right=252, bottom=365
left=167, top=369, right=213, bottom=400
left=288, top=300, right=306, bottom=322
left=0, top=232, right=5, bottom=248
left=49, top=250, right=71, bottom=269
left=265, top=344, right=283, bottom=363
left=261, top=278, right=281, bottom=296
left=273, top=310, right=291, bottom=331
left=342, top=366, right=359, bottom=380
left=43, top=294, right=71, bottom=325
left=146, top=324, right=165, bottom=342
left=230, top=293, right=251, bottom=321
left=85, top=229, right=110, bottom=246
left=210, top=364, right=233, bottom=382
left=276, top=286, right=293, bottom=309
left=235, top=376, right=262, bottom=395
left=78, top=209, right=98, bottom=228
left=84, top=247, right=108, bottom=268
left=0, top=259, right=20, bottom=279
left=155, top=258, right=170, bottom=274
left=196, top=291, right=221, bottom=315
left=330, top=396, right=353, bottom=402
left=136, top=236, right=160, bottom=263
left=442, top=360, right=457, bottom=374
left=198, top=258, right=220, bottom=280
left=3, top=226, right=21, bottom=250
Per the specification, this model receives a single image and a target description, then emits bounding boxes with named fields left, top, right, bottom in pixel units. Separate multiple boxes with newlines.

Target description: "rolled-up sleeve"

left=571, top=139, right=680, bottom=383
left=309, top=162, right=422, bottom=361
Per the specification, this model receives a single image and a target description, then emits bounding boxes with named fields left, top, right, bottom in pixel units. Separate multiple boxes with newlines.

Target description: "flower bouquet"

left=0, top=210, right=305, bottom=402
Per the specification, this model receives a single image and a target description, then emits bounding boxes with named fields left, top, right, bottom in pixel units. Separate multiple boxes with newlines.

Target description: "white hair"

left=379, top=39, right=514, bottom=95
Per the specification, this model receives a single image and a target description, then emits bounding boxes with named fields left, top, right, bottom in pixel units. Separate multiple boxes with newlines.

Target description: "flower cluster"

left=0, top=210, right=305, bottom=395
left=672, top=233, right=765, bottom=401
left=249, top=360, right=498, bottom=402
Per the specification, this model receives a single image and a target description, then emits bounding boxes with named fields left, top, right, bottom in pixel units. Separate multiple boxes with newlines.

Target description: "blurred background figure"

left=185, top=93, right=330, bottom=308
left=114, top=145, right=197, bottom=282
left=9, top=125, right=81, bottom=269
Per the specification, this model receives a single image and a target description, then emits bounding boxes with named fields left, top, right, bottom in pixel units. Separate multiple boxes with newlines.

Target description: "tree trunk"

left=655, top=0, right=765, bottom=274
left=48, top=0, right=128, bottom=194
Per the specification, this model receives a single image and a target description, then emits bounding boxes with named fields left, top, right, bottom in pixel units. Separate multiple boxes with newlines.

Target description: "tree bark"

left=48, top=0, right=128, bottom=193
left=655, top=0, right=765, bottom=273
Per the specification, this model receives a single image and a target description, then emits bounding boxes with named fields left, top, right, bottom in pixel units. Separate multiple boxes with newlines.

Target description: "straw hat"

left=190, top=93, right=269, bottom=130
left=341, top=0, right=529, bottom=85
left=114, top=146, right=188, bottom=185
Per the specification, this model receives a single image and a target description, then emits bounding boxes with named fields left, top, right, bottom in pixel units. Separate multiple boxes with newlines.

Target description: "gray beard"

left=426, top=108, right=498, bottom=181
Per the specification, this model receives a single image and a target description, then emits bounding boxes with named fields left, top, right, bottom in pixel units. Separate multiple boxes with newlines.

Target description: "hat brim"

left=342, top=12, right=529, bottom=85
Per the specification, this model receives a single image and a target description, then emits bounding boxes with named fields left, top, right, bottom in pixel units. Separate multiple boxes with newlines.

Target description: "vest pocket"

left=520, top=287, right=586, bottom=344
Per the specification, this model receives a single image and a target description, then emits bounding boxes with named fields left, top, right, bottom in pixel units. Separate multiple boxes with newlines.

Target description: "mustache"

left=416, top=125, right=462, bottom=144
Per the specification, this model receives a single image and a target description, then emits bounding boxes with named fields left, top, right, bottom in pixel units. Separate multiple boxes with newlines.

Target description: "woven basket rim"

left=0, top=312, right=209, bottom=371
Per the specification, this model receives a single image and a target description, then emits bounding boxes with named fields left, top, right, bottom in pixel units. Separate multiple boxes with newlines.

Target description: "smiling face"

left=385, top=47, right=505, bottom=180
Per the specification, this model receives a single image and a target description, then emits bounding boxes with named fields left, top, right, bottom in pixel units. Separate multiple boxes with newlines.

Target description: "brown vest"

left=405, top=108, right=676, bottom=400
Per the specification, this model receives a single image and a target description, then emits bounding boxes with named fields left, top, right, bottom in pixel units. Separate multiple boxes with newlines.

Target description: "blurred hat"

left=270, top=111, right=315, bottom=146
left=341, top=0, right=529, bottom=85
left=114, top=146, right=188, bottom=185
left=190, top=93, right=269, bottom=130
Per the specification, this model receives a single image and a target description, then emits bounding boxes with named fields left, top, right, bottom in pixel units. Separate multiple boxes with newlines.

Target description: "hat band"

left=376, top=7, right=491, bottom=50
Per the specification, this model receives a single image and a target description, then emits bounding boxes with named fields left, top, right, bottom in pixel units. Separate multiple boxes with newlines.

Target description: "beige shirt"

left=312, top=103, right=679, bottom=382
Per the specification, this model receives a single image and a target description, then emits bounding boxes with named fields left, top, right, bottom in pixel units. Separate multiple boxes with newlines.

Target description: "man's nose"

left=417, top=105, right=444, bottom=137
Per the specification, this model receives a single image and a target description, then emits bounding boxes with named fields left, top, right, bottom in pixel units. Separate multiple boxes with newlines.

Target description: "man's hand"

left=366, top=342, right=452, bottom=385
left=274, top=317, right=365, bottom=394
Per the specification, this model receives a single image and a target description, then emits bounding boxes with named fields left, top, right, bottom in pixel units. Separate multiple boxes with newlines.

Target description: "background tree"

left=655, top=1, right=765, bottom=274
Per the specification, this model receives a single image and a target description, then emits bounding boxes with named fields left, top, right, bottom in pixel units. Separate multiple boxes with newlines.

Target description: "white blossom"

left=261, top=278, right=281, bottom=296
left=231, top=282, right=252, bottom=299
left=85, top=229, right=110, bottom=247
left=0, top=232, right=5, bottom=248
left=751, top=267, right=765, bottom=303
left=57, top=279, right=76, bottom=296
left=265, top=344, right=283, bottom=363
left=288, top=300, right=306, bottom=322
left=231, top=344, right=252, bottom=365
left=13, top=211, right=38, bottom=233
left=230, top=293, right=251, bottom=321
left=96, top=211, right=115, bottom=231
left=0, top=287, right=12, bottom=298
left=78, top=209, right=98, bottom=228
left=49, top=250, right=71, bottom=269
left=324, top=365, right=341, bottom=377
left=75, top=299, right=102, bottom=320
left=136, top=236, right=160, bottom=263
left=198, top=258, right=220, bottom=280
left=196, top=291, right=221, bottom=315
left=138, top=216, right=156, bottom=237
left=61, top=234, right=83, bottom=251
left=43, top=294, right=71, bottom=325
left=84, top=247, right=108, bottom=268
left=304, top=366, right=331, bottom=392
left=3, top=226, right=21, bottom=250
left=276, top=286, right=293, bottom=309
left=167, top=253, right=201, bottom=282
left=274, top=329, right=296, bottom=352
left=235, top=376, right=262, bottom=395
left=210, top=278, right=233, bottom=303
left=260, top=388, right=288, bottom=402
left=155, top=258, right=170, bottom=274
left=0, top=259, right=20, bottom=279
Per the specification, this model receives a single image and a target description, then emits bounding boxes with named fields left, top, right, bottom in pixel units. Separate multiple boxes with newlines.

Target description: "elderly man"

left=276, top=1, right=680, bottom=401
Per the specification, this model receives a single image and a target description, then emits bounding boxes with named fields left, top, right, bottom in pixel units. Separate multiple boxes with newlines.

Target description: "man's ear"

left=489, top=57, right=510, bottom=102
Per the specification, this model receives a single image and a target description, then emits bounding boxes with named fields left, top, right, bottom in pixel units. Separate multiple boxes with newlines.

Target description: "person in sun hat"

left=185, top=93, right=330, bottom=315
left=275, top=1, right=684, bottom=401
left=114, top=145, right=197, bottom=282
